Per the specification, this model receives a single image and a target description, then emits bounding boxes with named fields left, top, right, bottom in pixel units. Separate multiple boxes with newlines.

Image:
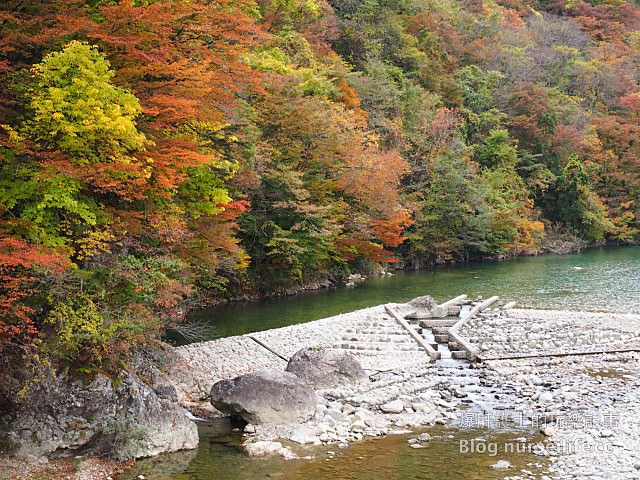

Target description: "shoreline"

left=187, top=243, right=633, bottom=317
left=4, top=302, right=640, bottom=479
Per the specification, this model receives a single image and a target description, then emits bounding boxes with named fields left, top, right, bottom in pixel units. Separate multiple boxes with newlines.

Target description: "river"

left=183, top=247, right=640, bottom=342
left=122, top=247, right=640, bottom=480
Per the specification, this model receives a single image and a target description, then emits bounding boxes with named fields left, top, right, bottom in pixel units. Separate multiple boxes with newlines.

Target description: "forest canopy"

left=1, top=0, right=639, bottom=387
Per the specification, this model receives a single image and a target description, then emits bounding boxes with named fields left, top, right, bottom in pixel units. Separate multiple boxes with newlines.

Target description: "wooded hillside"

left=1, top=0, right=639, bottom=392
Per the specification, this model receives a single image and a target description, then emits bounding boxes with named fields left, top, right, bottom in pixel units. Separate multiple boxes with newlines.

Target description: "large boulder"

left=2, top=361, right=198, bottom=462
left=210, top=370, right=316, bottom=424
left=285, top=347, right=367, bottom=389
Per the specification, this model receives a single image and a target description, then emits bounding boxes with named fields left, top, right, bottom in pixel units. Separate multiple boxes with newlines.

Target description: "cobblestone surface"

left=486, top=352, right=640, bottom=480
left=458, top=308, right=640, bottom=359
left=170, top=303, right=433, bottom=404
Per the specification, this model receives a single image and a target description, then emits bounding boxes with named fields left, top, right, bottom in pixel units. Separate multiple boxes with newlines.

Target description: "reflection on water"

left=118, top=423, right=549, bottom=480
left=180, top=247, right=640, bottom=343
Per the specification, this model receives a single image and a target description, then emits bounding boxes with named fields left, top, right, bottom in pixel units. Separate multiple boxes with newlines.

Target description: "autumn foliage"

left=0, top=0, right=640, bottom=380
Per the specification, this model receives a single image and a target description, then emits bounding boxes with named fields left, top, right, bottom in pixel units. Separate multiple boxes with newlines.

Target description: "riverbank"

left=166, top=302, right=640, bottom=479
left=0, top=455, right=133, bottom=480
left=188, top=229, right=602, bottom=315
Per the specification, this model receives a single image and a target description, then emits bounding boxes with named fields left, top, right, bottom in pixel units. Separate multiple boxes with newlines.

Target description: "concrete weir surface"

left=168, top=297, right=640, bottom=408
left=169, top=302, right=442, bottom=406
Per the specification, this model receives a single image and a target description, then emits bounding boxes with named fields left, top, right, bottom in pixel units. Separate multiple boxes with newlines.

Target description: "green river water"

left=185, top=246, right=640, bottom=341
left=121, top=247, right=640, bottom=480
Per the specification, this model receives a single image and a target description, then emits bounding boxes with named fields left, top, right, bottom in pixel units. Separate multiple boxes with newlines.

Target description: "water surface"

left=119, top=422, right=549, bottom=480
left=184, top=247, right=640, bottom=342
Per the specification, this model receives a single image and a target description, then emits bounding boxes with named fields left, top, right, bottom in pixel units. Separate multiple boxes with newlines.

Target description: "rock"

left=350, top=419, right=367, bottom=432
left=532, top=444, right=549, bottom=456
left=538, top=391, right=554, bottom=403
left=285, top=348, right=367, bottom=389
left=325, top=408, right=346, bottom=423
left=541, top=425, right=558, bottom=437
left=408, top=295, right=439, bottom=309
left=600, top=429, right=615, bottom=438
left=528, top=375, right=543, bottom=386
left=490, top=460, right=513, bottom=470
left=243, top=440, right=298, bottom=459
left=380, top=400, right=405, bottom=414
left=3, top=356, right=198, bottom=462
left=342, top=404, right=357, bottom=415
left=417, top=433, right=431, bottom=442
left=406, top=296, right=442, bottom=318
left=289, top=425, right=318, bottom=445
left=210, top=370, right=316, bottom=424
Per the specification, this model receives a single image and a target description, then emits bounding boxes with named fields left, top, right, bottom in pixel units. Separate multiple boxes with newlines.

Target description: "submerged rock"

left=243, top=440, right=298, bottom=459
left=210, top=370, right=316, bottom=424
left=285, top=347, right=367, bottom=389
left=490, top=460, right=513, bottom=470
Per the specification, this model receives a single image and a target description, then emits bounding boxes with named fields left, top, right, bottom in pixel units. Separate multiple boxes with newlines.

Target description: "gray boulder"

left=285, top=347, right=367, bottom=389
left=210, top=370, right=316, bottom=424
left=406, top=295, right=445, bottom=319
left=408, top=295, right=439, bottom=309
left=3, top=364, right=198, bottom=462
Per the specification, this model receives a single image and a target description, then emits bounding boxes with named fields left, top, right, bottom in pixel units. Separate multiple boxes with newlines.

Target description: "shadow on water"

left=118, top=421, right=550, bottom=480
left=173, top=247, right=640, bottom=344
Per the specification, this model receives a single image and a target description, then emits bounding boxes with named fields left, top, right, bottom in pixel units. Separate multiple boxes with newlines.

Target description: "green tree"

left=27, top=40, right=146, bottom=163
left=1, top=41, right=149, bottom=257
left=546, top=154, right=612, bottom=242
left=475, top=128, right=519, bottom=168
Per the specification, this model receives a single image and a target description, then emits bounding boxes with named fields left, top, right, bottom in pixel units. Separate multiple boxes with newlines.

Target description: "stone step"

left=451, top=350, right=469, bottom=360
left=448, top=341, right=461, bottom=350
left=419, top=319, right=458, bottom=329
left=434, top=334, right=450, bottom=343
left=432, top=327, right=450, bottom=336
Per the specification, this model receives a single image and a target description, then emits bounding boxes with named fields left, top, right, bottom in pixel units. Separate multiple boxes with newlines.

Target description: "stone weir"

left=169, top=295, right=640, bottom=414
left=168, top=294, right=483, bottom=412
left=165, top=296, right=640, bottom=460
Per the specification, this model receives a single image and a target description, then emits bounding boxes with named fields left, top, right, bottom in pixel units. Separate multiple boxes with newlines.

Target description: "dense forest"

left=1, top=0, right=639, bottom=395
